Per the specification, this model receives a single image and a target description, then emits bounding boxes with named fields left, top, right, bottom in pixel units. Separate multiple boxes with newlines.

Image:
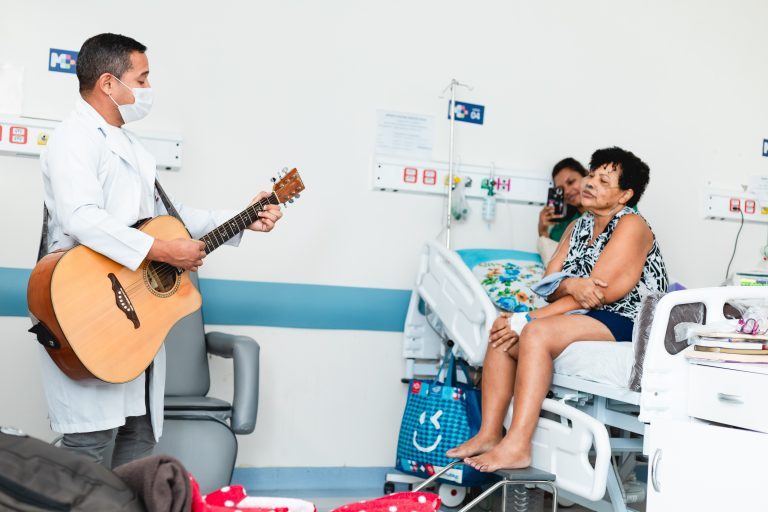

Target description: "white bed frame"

left=407, top=240, right=768, bottom=511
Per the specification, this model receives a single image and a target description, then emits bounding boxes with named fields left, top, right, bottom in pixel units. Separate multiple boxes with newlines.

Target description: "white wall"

left=1, top=0, right=767, bottom=467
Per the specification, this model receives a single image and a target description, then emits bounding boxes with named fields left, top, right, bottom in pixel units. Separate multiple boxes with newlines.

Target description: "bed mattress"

left=553, top=341, right=634, bottom=389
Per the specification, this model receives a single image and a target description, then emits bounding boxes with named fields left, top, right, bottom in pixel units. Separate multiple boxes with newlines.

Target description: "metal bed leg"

left=605, top=462, right=629, bottom=512
left=501, top=481, right=508, bottom=512
left=549, top=482, right=558, bottom=512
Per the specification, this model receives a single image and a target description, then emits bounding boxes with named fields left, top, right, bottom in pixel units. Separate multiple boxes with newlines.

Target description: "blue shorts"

left=584, top=310, right=634, bottom=342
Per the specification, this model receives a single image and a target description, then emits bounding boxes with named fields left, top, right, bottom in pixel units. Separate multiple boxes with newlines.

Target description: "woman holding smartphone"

left=537, top=158, right=588, bottom=262
left=538, top=158, right=588, bottom=240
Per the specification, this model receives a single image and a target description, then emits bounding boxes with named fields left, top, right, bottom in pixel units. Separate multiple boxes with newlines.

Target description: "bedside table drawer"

left=688, top=364, right=768, bottom=433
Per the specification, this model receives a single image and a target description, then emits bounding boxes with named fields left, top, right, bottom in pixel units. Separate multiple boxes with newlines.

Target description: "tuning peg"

left=271, top=177, right=277, bottom=183
left=295, top=194, right=300, bottom=199
left=288, top=199, right=294, bottom=204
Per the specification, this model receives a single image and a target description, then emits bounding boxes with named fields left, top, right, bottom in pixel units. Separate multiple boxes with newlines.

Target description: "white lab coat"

left=38, top=98, right=241, bottom=440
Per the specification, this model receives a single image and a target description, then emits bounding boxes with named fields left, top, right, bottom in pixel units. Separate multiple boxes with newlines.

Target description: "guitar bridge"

left=108, top=273, right=140, bottom=329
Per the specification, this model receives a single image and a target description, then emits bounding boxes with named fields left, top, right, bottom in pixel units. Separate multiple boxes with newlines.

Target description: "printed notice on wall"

left=376, top=110, right=434, bottom=160
left=0, top=64, right=24, bottom=116
left=751, top=175, right=768, bottom=208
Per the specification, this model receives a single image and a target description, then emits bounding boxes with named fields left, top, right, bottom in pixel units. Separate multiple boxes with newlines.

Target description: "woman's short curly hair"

left=589, top=147, right=650, bottom=207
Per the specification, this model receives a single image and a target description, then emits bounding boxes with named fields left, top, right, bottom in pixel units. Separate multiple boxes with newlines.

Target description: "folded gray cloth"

left=531, top=271, right=572, bottom=298
left=113, top=455, right=191, bottom=512
left=532, top=271, right=588, bottom=314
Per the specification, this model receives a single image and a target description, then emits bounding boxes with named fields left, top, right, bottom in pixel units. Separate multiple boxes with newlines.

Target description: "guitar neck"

left=199, top=193, right=280, bottom=254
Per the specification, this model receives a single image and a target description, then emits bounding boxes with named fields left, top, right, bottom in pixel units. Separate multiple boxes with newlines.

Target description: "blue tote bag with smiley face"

left=394, top=352, right=489, bottom=486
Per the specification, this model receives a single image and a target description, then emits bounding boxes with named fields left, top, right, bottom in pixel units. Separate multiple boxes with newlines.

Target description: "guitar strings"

left=123, top=196, right=273, bottom=293
left=121, top=196, right=276, bottom=294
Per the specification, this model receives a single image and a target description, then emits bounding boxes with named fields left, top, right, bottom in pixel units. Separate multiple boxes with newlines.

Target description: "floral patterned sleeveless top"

left=561, top=207, right=668, bottom=321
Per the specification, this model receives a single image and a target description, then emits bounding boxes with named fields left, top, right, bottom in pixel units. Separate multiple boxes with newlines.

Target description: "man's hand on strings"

left=148, top=239, right=206, bottom=271
left=246, top=191, right=283, bottom=232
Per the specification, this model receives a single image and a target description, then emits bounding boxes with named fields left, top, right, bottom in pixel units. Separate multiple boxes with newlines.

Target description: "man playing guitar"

left=38, top=33, right=282, bottom=467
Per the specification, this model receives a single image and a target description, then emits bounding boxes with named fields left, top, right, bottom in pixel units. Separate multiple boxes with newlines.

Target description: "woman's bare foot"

left=464, top=438, right=531, bottom=472
left=445, top=432, right=502, bottom=459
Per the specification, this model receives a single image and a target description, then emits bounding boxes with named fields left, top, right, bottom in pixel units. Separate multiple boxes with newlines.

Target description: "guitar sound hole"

left=146, top=262, right=178, bottom=294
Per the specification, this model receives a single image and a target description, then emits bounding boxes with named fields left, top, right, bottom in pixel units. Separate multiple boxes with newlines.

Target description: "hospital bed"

left=402, top=240, right=768, bottom=511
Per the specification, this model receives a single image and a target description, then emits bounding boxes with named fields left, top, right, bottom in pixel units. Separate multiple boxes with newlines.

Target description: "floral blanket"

left=456, top=249, right=547, bottom=313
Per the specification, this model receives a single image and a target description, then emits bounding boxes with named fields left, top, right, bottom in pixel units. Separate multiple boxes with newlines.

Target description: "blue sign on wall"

left=763, top=139, right=768, bottom=157
left=448, top=100, right=484, bottom=125
left=49, top=48, right=78, bottom=74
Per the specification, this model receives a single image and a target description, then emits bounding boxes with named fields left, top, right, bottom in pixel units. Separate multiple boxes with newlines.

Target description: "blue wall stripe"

left=0, top=267, right=410, bottom=332
left=198, top=278, right=410, bottom=331
left=231, top=466, right=393, bottom=492
left=0, top=267, right=31, bottom=317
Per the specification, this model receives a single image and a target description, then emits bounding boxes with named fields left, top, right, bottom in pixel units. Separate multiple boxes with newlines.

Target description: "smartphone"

left=547, top=186, right=565, bottom=216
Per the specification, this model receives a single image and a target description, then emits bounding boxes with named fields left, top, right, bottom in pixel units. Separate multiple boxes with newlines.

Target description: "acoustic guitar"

left=27, top=169, right=305, bottom=383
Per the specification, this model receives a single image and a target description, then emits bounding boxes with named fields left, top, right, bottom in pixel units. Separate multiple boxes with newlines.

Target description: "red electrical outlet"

left=730, top=198, right=741, bottom=212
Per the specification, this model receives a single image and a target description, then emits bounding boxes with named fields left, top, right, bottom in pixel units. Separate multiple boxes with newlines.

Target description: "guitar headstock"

left=272, top=168, right=305, bottom=205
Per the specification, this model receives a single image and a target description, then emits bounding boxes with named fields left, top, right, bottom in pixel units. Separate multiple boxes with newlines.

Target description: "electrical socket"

left=703, top=185, right=768, bottom=223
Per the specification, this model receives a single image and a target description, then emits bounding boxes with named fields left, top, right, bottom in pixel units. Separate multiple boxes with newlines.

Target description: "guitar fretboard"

left=199, top=194, right=280, bottom=254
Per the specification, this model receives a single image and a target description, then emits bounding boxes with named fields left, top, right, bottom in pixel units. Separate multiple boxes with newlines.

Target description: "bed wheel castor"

left=438, top=483, right=467, bottom=508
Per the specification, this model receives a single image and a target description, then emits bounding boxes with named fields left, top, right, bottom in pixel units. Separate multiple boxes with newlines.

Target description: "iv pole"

left=443, top=78, right=472, bottom=250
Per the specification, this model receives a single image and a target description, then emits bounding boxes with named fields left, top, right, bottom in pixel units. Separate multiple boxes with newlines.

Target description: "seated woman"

left=446, top=146, right=668, bottom=472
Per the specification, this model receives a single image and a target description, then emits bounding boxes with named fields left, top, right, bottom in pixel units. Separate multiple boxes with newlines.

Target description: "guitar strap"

left=36, top=206, right=49, bottom=263
left=153, top=178, right=184, bottom=225
left=36, top=179, right=185, bottom=262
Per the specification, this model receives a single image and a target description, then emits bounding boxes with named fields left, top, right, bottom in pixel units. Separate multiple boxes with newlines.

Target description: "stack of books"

left=687, top=332, right=768, bottom=363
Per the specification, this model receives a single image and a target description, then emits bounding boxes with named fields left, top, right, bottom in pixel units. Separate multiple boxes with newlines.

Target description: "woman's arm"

left=530, top=295, right=584, bottom=318
left=547, top=215, right=652, bottom=308
left=545, top=220, right=576, bottom=276
left=538, top=205, right=564, bottom=237
left=589, top=214, right=653, bottom=303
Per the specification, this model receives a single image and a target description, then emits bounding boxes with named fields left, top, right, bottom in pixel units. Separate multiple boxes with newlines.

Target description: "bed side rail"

left=416, top=241, right=497, bottom=366
left=640, top=286, right=768, bottom=422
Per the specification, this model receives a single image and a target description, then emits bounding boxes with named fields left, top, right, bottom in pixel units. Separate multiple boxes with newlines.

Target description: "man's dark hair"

left=589, top=147, right=650, bottom=207
left=76, top=33, right=146, bottom=92
left=551, top=157, right=587, bottom=180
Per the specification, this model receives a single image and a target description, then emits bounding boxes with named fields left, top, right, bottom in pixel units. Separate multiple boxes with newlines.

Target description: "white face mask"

left=108, top=74, right=153, bottom=124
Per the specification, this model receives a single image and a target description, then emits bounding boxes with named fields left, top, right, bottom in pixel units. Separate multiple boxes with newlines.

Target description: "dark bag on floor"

left=0, top=427, right=145, bottom=511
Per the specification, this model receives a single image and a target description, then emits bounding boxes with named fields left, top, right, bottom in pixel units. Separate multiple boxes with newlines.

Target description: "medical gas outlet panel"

left=0, top=115, right=183, bottom=171
left=703, top=180, right=768, bottom=224
left=372, top=156, right=550, bottom=206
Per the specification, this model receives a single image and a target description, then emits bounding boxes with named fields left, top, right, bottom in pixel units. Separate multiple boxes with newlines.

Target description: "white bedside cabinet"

left=646, top=361, right=768, bottom=510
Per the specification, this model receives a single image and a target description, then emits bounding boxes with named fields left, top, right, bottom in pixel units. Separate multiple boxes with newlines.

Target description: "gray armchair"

left=154, top=275, right=260, bottom=494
